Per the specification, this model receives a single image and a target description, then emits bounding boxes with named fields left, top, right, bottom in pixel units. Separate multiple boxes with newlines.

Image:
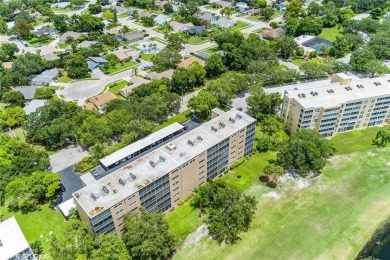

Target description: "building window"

left=129, top=201, right=137, bottom=207
left=116, top=209, right=124, bottom=215
left=127, top=194, right=135, bottom=200
left=113, top=202, right=122, bottom=209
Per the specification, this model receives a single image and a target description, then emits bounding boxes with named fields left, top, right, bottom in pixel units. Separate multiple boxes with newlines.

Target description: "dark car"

left=59, top=183, right=66, bottom=192
left=142, top=29, right=147, bottom=32
left=91, top=169, right=99, bottom=177
left=144, top=33, right=150, bottom=37
left=183, top=125, right=188, bottom=130
left=135, top=58, right=141, bottom=63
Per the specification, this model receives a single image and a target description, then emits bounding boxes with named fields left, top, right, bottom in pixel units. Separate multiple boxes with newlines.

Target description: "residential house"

left=235, top=2, right=249, bottom=9
left=212, top=17, right=236, bottom=28
left=1, top=62, right=12, bottom=69
left=177, top=56, right=206, bottom=68
left=0, top=217, right=35, bottom=260
left=184, top=25, right=205, bottom=36
left=87, top=92, right=117, bottom=110
left=127, top=8, right=138, bottom=18
left=261, top=28, right=285, bottom=40
left=145, top=69, right=174, bottom=80
left=199, top=12, right=218, bottom=23
left=216, top=0, right=235, bottom=8
left=156, top=0, right=168, bottom=9
left=103, top=25, right=124, bottom=34
left=77, top=40, right=97, bottom=49
left=139, top=11, right=153, bottom=18
left=169, top=21, right=194, bottom=32
left=86, top=57, right=109, bottom=71
left=14, top=86, right=42, bottom=100
left=30, top=68, right=59, bottom=86
left=214, top=50, right=226, bottom=57
left=115, top=6, right=127, bottom=14
left=122, top=31, right=144, bottom=42
left=247, top=8, right=260, bottom=16
left=33, top=26, right=56, bottom=37
left=24, top=99, right=47, bottom=115
left=119, top=77, right=149, bottom=97
left=197, top=52, right=211, bottom=61
left=83, top=103, right=98, bottom=110
left=153, top=14, right=172, bottom=26
left=56, top=2, right=71, bottom=9
left=13, top=8, right=22, bottom=16
left=112, top=49, right=139, bottom=62
left=60, top=31, right=82, bottom=42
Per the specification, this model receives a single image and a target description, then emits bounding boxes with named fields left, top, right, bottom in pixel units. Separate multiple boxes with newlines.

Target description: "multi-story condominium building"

left=281, top=73, right=390, bottom=137
left=0, top=217, right=35, bottom=260
left=73, top=108, right=256, bottom=236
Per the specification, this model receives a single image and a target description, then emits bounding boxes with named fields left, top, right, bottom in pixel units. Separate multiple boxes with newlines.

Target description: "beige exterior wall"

left=109, top=191, right=140, bottom=235
left=74, top=199, right=94, bottom=235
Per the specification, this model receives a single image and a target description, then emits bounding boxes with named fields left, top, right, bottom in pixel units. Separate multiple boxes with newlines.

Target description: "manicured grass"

left=107, top=60, right=138, bottom=74
left=187, top=36, right=210, bottom=44
left=153, top=26, right=173, bottom=34
left=291, top=57, right=324, bottom=66
left=230, top=21, right=251, bottom=31
left=150, top=37, right=168, bottom=45
left=107, top=80, right=129, bottom=95
left=57, top=43, right=69, bottom=49
left=118, top=12, right=128, bottom=18
left=153, top=110, right=192, bottom=132
left=331, top=126, right=380, bottom=155
left=0, top=205, right=67, bottom=258
left=130, top=43, right=139, bottom=49
left=57, top=72, right=72, bottom=83
left=51, top=7, right=74, bottom=13
left=196, top=45, right=219, bottom=54
left=318, top=26, right=344, bottom=42
left=173, top=128, right=390, bottom=259
left=140, top=53, right=155, bottom=61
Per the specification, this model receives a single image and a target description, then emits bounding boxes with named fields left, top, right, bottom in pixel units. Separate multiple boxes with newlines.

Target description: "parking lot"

left=56, top=119, right=202, bottom=202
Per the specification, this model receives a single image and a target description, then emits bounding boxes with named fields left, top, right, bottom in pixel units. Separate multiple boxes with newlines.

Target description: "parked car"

left=144, top=33, right=150, bottom=37
left=142, top=29, right=146, bottom=32
left=135, top=58, right=141, bottom=63
left=183, top=125, right=188, bottom=130
left=91, top=169, right=99, bottom=177
left=34, top=44, right=42, bottom=48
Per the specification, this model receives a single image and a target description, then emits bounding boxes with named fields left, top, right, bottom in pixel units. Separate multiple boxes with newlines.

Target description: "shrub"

left=230, top=156, right=247, bottom=169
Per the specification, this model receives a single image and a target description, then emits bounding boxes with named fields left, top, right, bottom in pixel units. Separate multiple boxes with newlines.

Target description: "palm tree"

left=374, top=128, right=390, bottom=146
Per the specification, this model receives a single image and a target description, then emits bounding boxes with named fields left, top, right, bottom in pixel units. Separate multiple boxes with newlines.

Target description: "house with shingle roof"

left=153, top=14, right=172, bottom=26
left=176, top=56, right=205, bottom=68
left=169, top=21, right=194, bottom=32
left=261, top=28, right=285, bottom=40
left=60, top=31, right=82, bottom=42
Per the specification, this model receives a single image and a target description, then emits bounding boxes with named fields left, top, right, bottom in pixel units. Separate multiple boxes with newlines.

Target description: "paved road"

left=0, top=35, right=58, bottom=56
left=50, top=146, right=89, bottom=172
left=57, top=119, right=202, bottom=200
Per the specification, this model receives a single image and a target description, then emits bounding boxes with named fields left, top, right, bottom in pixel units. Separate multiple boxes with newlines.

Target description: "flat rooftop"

left=73, top=109, right=255, bottom=218
left=0, top=217, right=32, bottom=260
left=100, top=122, right=184, bottom=167
left=285, top=75, right=390, bottom=108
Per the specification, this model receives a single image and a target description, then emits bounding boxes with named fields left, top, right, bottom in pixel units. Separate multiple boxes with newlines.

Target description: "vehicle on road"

left=34, top=44, right=42, bottom=48
left=135, top=58, right=141, bottom=63
left=142, top=29, right=146, bottom=32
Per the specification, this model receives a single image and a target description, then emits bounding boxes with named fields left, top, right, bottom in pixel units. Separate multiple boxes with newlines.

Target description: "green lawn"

left=187, top=36, right=210, bottom=45
left=173, top=127, right=390, bottom=259
left=130, top=43, right=139, bottom=49
left=118, top=12, right=128, bottom=18
left=107, top=80, right=129, bottom=95
left=197, top=45, right=219, bottom=54
left=230, top=21, right=251, bottom=31
left=0, top=205, right=67, bottom=258
left=150, top=37, right=168, bottom=45
left=153, top=110, right=192, bottom=132
left=140, top=53, right=155, bottom=61
left=57, top=71, right=72, bottom=83
left=57, top=43, right=69, bottom=49
left=51, top=7, right=74, bottom=13
left=291, top=57, right=324, bottom=66
left=0, top=102, right=5, bottom=111
left=153, top=26, right=173, bottom=34
left=107, top=60, right=138, bottom=74
left=318, top=26, right=344, bottom=42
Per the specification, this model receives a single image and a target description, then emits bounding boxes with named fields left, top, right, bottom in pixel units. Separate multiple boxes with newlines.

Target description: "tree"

left=277, top=36, right=298, bottom=59
left=2, top=91, right=25, bottom=107
left=300, top=62, right=331, bottom=79
left=370, top=8, right=382, bottom=20
left=34, top=88, right=54, bottom=99
left=307, top=2, right=322, bottom=16
left=329, top=36, right=349, bottom=58
left=50, top=220, right=95, bottom=260
left=247, top=89, right=281, bottom=120
left=364, top=59, right=387, bottom=77
left=260, top=6, right=275, bottom=21
left=0, top=43, right=19, bottom=62
left=122, top=209, right=175, bottom=260
left=163, top=2, right=174, bottom=13
left=91, top=234, right=131, bottom=260
left=297, top=16, right=323, bottom=36
left=65, top=55, right=89, bottom=78
left=165, top=33, right=184, bottom=51
left=188, top=90, right=219, bottom=120
left=255, top=0, right=267, bottom=8
left=374, top=127, right=390, bottom=146
left=205, top=54, right=226, bottom=78
left=151, top=49, right=181, bottom=70
left=13, top=19, right=32, bottom=39
left=88, top=4, right=102, bottom=14
left=141, top=16, right=154, bottom=27
left=71, top=0, right=86, bottom=6
left=260, top=115, right=282, bottom=141
left=0, top=106, right=26, bottom=129
left=285, top=0, right=304, bottom=18
left=31, top=241, right=43, bottom=256
left=349, top=48, right=376, bottom=72
left=263, top=164, right=284, bottom=183
left=205, top=78, right=235, bottom=106
left=0, top=19, right=7, bottom=34
left=277, top=130, right=335, bottom=175
left=284, top=17, right=300, bottom=36
left=192, top=180, right=257, bottom=245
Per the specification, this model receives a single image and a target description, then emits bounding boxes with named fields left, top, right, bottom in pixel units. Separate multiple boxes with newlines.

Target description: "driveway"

left=50, top=145, right=89, bottom=172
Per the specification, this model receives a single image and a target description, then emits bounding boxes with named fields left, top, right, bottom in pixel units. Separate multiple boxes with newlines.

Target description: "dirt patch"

left=179, top=224, right=209, bottom=250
